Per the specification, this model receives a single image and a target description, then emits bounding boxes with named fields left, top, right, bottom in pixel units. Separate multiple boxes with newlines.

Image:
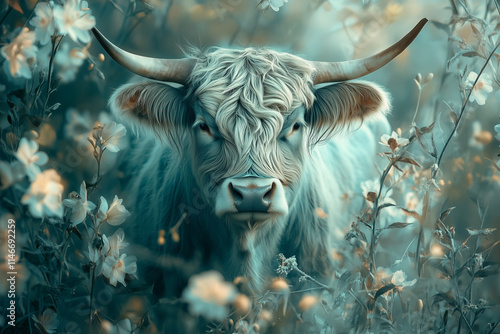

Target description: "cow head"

left=96, top=20, right=426, bottom=231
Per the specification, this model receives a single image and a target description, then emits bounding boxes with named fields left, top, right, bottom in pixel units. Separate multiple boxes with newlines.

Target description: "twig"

left=434, top=41, right=500, bottom=175
left=43, top=35, right=65, bottom=116
left=88, top=265, right=96, bottom=333
left=293, top=266, right=333, bottom=292
left=87, top=146, right=105, bottom=198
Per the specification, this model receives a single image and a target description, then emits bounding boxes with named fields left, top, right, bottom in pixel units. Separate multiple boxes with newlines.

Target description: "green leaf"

left=466, top=228, right=496, bottom=236
left=387, top=222, right=413, bottom=229
left=376, top=203, right=396, bottom=217
left=439, top=207, right=455, bottom=221
left=420, top=121, right=436, bottom=134
left=475, top=265, right=500, bottom=278
left=374, top=283, right=395, bottom=300
left=433, top=291, right=457, bottom=307
left=399, top=157, right=421, bottom=168
left=462, top=51, right=481, bottom=58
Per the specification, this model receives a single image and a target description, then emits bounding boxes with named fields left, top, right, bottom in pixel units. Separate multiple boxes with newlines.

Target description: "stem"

left=411, top=86, right=423, bottom=127
left=441, top=220, right=474, bottom=333
left=43, top=35, right=65, bottom=116
left=293, top=267, right=333, bottom=292
left=88, top=146, right=105, bottom=198
left=434, top=41, right=500, bottom=174
left=369, top=157, right=401, bottom=274
left=58, top=224, right=74, bottom=283
left=89, top=265, right=96, bottom=332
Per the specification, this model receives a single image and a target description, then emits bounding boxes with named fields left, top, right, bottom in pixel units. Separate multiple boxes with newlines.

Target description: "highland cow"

left=93, top=19, right=427, bottom=295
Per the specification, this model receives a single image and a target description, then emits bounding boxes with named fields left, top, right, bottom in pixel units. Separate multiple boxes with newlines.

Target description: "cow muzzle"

left=215, top=177, right=288, bottom=222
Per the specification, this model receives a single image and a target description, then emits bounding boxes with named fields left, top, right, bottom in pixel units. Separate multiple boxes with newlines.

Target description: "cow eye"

left=285, top=122, right=303, bottom=139
left=199, top=122, right=211, bottom=133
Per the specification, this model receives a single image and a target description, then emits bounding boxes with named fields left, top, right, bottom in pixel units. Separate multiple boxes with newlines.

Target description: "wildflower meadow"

left=0, top=0, right=499, bottom=333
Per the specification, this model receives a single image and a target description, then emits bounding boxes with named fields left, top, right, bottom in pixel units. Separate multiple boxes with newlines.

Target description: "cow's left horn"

left=92, top=28, right=195, bottom=84
left=312, top=18, right=428, bottom=84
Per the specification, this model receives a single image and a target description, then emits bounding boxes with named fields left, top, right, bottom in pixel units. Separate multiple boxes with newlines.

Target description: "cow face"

left=110, top=47, right=389, bottom=231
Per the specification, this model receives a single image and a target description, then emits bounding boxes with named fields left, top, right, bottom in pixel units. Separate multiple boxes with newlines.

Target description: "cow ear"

left=110, top=81, right=191, bottom=148
left=307, top=81, right=390, bottom=144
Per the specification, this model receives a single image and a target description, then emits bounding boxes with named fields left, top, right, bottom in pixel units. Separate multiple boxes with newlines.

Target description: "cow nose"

left=229, top=182, right=275, bottom=212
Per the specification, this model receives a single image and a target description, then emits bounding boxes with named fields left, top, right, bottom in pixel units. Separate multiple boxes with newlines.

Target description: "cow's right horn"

left=92, top=28, right=195, bottom=84
left=312, top=18, right=428, bottom=84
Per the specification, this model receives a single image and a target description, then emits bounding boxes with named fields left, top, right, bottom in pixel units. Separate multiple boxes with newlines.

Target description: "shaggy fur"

left=110, top=46, right=390, bottom=296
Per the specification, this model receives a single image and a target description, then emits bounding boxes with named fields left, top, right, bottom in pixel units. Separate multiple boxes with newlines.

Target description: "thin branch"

left=434, top=41, right=500, bottom=174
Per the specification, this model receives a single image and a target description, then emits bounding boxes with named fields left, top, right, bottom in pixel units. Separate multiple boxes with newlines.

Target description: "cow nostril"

left=263, top=182, right=276, bottom=203
left=229, top=182, right=243, bottom=202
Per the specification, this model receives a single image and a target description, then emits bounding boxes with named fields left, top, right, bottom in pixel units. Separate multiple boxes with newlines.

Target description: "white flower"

left=97, top=196, right=131, bottom=226
left=30, top=2, right=55, bottom=45
left=494, top=124, right=500, bottom=143
left=16, top=138, right=49, bottom=181
left=86, top=243, right=100, bottom=263
left=100, top=234, right=110, bottom=256
left=1, top=27, right=38, bottom=79
left=101, top=253, right=137, bottom=287
left=103, top=318, right=135, bottom=334
left=391, top=270, right=416, bottom=289
left=360, top=178, right=380, bottom=206
left=32, top=309, right=59, bottom=334
left=90, top=121, right=128, bottom=153
left=182, top=271, right=237, bottom=321
left=465, top=72, right=493, bottom=106
left=101, top=122, right=127, bottom=153
left=360, top=178, right=397, bottom=220
left=107, top=229, right=128, bottom=258
left=53, top=0, right=96, bottom=43
left=372, top=267, right=393, bottom=290
left=54, top=41, right=89, bottom=83
left=260, top=0, right=288, bottom=11
left=379, top=131, right=409, bottom=152
left=21, top=169, right=64, bottom=218
left=0, top=160, right=25, bottom=188
left=63, top=181, right=96, bottom=226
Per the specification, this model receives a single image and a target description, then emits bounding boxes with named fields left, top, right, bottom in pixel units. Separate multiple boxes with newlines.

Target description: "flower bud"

left=271, top=278, right=289, bottom=292
left=233, top=294, right=251, bottom=314
left=298, top=295, right=318, bottom=312
left=424, top=73, right=434, bottom=84
left=416, top=299, right=423, bottom=312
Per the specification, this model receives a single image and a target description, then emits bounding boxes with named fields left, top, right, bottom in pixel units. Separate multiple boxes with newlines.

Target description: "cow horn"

left=312, top=18, right=428, bottom=84
left=92, top=28, right=195, bottom=84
